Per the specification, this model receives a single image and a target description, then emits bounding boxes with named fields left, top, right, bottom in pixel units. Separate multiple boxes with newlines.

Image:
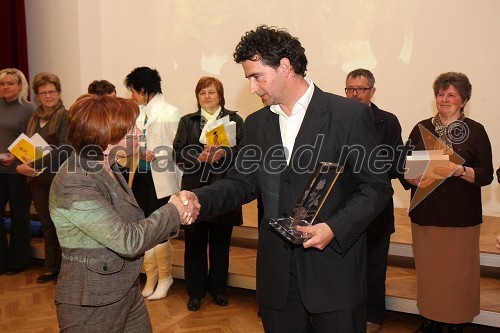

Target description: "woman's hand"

left=139, top=148, right=156, bottom=162
left=433, top=161, right=461, bottom=178
left=16, top=162, right=37, bottom=177
left=0, top=153, right=17, bottom=166
left=169, top=191, right=201, bottom=225
left=197, top=145, right=225, bottom=164
left=406, top=174, right=436, bottom=188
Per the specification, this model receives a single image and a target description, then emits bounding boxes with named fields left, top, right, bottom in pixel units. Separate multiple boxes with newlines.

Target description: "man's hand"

left=169, top=190, right=201, bottom=225
left=298, top=222, right=334, bottom=250
left=496, top=235, right=500, bottom=251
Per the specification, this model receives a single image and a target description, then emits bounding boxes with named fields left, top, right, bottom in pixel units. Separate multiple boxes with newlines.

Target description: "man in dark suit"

left=183, top=26, right=393, bottom=333
left=345, top=69, right=405, bottom=332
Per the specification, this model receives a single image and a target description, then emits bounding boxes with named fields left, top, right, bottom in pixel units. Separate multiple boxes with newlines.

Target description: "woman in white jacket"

left=124, top=67, right=182, bottom=300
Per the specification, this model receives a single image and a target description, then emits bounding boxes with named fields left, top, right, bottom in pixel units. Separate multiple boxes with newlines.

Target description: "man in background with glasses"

left=345, top=68, right=406, bottom=333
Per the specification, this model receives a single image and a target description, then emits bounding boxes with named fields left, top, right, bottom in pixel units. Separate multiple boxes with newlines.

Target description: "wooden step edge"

left=170, top=265, right=500, bottom=328
left=233, top=225, right=258, bottom=240
left=390, top=240, right=500, bottom=256
left=171, top=264, right=257, bottom=291
left=33, top=235, right=499, bottom=329
left=389, top=243, right=500, bottom=268
left=30, top=239, right=500, bottom=268
left=234, top=225, right=500, bottom=258
left=386, top=296, right=500, bottom=328
left=386, top=265, right=500, bottom=323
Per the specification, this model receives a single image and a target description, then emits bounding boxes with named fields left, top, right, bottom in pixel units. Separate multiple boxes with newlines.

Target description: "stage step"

left=28, top=201, right=500, bottom=328
left=385, top=262, right=500, bottom=328
left=29, top=233, right=499, bottom=328
left=176, top=239, right=500, bottom=328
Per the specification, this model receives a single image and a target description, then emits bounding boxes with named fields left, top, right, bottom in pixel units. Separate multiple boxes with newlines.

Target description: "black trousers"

left=184, top=221, right=233, bottom=297
left=366, top=234, right=391, bottom=324
left=0, top=173, right=31, bottom=272
left=131, top=170, right=168, bottom=216
left=259, top=249, right=366, bottom=333
left=31, top=172, right=61, bottom=273
left=131, top=170, right=170, bottom=251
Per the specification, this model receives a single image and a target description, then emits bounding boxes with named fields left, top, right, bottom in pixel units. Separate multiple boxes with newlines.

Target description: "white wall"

left=25, top=0, right=500, bottom=216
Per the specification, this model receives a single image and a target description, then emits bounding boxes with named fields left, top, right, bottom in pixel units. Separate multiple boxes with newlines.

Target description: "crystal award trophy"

left=269, top=162, right=344, bottom=244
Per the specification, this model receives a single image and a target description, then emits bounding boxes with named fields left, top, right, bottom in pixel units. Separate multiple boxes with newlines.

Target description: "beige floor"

left=4, top=200, right=499, bottom=332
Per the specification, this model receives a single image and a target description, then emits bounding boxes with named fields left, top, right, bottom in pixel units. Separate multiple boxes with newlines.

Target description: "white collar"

left=200, top=106, right=221, bottom=121
left=270, top=78, right=314, bottom=117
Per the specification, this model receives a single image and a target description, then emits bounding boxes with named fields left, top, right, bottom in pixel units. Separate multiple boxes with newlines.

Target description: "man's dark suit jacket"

left=367, top=103, right=405, bottom=239
left=194, top=86, right=392, bottom=313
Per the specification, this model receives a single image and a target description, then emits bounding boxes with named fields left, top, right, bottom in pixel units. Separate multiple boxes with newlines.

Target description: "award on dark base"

left=269, top=162, right=344, bottom=244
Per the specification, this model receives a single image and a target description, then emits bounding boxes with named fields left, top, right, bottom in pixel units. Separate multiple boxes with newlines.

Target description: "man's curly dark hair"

left=233, top=25, right=308, bottom=76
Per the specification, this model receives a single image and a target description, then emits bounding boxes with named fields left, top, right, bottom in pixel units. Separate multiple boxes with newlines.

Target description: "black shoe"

left=414, top=318, right=443, bottom=333
left=447, top=324, right=464, bottom=333
left=212, top=294, right=228, bottom=306
left=37, top=272, right=58, bottom=284
left=187, top=297, right=202, bottom=311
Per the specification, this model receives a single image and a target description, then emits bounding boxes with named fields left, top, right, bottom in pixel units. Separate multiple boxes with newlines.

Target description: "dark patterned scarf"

left=431, top=110, right=465, bottom=155
left=26, top=100, right=66, bottom=138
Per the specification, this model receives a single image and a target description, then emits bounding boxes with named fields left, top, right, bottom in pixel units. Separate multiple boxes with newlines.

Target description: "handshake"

left=168, top=191, right=200, bottom=225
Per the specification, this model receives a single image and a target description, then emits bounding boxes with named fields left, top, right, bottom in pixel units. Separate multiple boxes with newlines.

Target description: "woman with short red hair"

left=49, top=95, right=198, bottom=332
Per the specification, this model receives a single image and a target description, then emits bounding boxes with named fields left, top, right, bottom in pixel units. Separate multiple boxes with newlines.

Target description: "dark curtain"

left=0, top=0, right=29, bottom=78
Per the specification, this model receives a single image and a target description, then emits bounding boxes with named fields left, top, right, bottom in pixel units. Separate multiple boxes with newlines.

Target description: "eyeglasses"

left=345, top=87, right=372, bottom=94
left=38, top=90, right=59, bottom=97
left=125, top=126, right=141, bottom=139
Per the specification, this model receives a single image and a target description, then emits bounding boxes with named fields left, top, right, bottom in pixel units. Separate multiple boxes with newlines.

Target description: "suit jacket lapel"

left=72, top=153, right=141, bottom=209
left=109, top=168, right=141, bottom=208
left=262, top=109, right=284, bottom=151
left=371, top=103, right=383, bottom=124
left=89, top=161, right=140, bottom=209
left=111, top=163, right=137, bottom=197
left=289, top=88, right=328, bottom=168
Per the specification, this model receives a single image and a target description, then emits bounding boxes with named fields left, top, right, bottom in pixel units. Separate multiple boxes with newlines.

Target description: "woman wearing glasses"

left=0, top=68, right=35, bottom=275
left=16, top=72, right=72, bottom=284
left=49, top=95, right=198, bottom=332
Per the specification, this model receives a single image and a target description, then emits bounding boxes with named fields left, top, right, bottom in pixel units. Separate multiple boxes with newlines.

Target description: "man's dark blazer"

left=194, top=86, right=392, bottom=313
left=367, top=103, right=405, bottom=239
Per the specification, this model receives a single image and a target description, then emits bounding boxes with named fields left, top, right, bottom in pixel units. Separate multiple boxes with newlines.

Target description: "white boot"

left=148, top=242, right=174, bottom=300
left=141, top=248, right=158, bottom=297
